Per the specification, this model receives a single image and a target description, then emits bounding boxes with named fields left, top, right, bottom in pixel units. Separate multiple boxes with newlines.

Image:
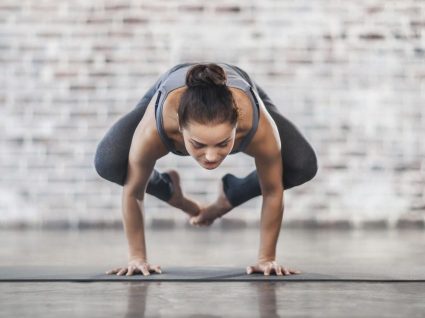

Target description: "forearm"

left=121, top=192, right=148, bottom=261
left=258, top=192, right=284, bottom=261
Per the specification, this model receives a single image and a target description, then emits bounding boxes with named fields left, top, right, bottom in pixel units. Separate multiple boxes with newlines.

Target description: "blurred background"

left=1, top=0, right=424, bottom=229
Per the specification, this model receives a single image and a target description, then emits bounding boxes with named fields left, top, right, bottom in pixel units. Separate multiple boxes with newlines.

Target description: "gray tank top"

left=154, top=62, right=260, bottom=156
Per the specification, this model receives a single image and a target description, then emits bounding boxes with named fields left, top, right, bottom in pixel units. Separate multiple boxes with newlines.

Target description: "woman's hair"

left=178, top=63, right=240, bottom=130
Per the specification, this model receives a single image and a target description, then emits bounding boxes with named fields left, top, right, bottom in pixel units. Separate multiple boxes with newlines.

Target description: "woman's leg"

left=222, top=82, right=318, bottom=208
left=93, top=73, right=175, bottom=202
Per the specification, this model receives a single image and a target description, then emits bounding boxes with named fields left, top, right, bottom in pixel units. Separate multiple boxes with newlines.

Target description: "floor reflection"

left=123, top=281, right=284, bottom=317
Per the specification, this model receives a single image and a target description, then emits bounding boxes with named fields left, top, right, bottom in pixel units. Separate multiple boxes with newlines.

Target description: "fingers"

left=117, top=268, right=127, bottom=276
left=246, top=263, right=302, bottom=276
left=126, top=265, right=136, bottom=276
left=282, top=267, right=290, bottom=275
left=153, top=265, right=162, bottom=274
left=246, top=266, right=255, bottom=274
left=139, top=264, right=150, bottom=276
left=105, top=264, right=163, bottom=276
left=275, top=265, right=283, bottom=276
left=264, top=263, right=272, bottom=276
left=106, top=268, right=120, bottom=275
left=273, top=266, right=300, bottom=276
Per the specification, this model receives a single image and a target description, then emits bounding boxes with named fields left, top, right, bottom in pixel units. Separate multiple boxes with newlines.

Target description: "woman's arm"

left=105, top=133, right=161, bottom=276
left=121, top=114, right=169, bottom=260
left=106, top=97, right=171, bottom=276
left=257, top=178, right=284, bottom=262
left=253, top=131, right=284, bottom=262
left=122, top=159, right=155, bottom=260
left=244, top=104, right=296, bottom=275
left=246, top=98, right=284, bottom=257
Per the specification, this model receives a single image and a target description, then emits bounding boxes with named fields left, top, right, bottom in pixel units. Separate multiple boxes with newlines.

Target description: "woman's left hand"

left=246, top=260, right=301, bottom=276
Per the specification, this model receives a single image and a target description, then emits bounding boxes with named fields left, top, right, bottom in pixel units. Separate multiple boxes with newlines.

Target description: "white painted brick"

left=1, top=0, right=424, bottom=228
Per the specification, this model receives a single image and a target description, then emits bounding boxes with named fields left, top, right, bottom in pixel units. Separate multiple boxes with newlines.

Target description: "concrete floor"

left=0, top=226, right=424, bottom=317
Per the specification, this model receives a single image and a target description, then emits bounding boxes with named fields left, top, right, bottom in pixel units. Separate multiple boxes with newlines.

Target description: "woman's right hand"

left=105, top=258, right=162, bottom=276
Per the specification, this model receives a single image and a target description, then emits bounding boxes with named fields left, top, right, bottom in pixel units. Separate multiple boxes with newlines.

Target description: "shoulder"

left=130, top=92, right=170, bottom=163
left=130, top=125, right=170, bottom=164
left=243, top=95, right=281, bottom=159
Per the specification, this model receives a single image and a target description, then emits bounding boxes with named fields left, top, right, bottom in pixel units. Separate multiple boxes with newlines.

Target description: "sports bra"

left=154, top=62, right=260, bottom=156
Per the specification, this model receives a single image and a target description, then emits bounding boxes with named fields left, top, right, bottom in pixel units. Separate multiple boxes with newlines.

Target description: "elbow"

left=262, top=185, right=284, bottom=199
left=122, top=185, right=145, bottom=201
left=263, top=188, right=284, bottom=208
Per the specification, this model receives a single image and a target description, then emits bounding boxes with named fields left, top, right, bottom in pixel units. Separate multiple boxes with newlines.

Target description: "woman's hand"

left=106, top=258, right=162, bottom=276
left=246, top=260, right=301, bottom=276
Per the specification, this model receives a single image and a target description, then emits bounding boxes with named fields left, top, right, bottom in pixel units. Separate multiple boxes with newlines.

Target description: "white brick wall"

left=1, top=0, right=424, bottom=228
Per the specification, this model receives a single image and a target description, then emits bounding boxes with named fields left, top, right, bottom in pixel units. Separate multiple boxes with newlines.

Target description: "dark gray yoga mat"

left=1, top=266, right=424, bottom=282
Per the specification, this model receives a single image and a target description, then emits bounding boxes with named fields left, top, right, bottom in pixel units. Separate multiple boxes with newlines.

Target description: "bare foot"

left=165, top=169, right=201, bottom=217
left=189, top=179, right=234, bottom=227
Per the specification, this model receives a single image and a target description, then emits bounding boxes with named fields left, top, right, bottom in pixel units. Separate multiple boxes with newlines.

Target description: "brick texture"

left=1, top=0, right=424, bottom=228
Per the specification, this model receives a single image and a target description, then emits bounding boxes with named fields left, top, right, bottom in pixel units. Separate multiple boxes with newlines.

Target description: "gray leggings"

left=94, top=63, right=318, bottom=207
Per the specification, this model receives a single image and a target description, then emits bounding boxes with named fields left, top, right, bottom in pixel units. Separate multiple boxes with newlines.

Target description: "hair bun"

left=186, top=63, right=227, bottom=88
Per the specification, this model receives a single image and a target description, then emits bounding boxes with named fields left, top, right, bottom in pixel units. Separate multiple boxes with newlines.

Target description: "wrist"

left=258, top=254, right=276, bottom=263
left=129, top=254, right=147, bottom=262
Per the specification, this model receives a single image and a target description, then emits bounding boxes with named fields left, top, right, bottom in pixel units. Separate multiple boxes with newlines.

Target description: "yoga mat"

left=0, top=266, right=424, bottom=282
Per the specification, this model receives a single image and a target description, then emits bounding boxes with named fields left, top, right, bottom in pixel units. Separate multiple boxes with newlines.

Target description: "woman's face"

left=181, top=121, right=236, bottom=170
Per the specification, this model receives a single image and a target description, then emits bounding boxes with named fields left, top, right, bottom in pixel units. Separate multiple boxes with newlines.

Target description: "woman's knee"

left=94, top=142, right=126, bottom=186
left=93, top=110, right=139, bottom=185
left=304, top=151, right=318, bottom=181
left=300, top=148, right=318, bottom=180
left=283, top=148, right=318, bottom=184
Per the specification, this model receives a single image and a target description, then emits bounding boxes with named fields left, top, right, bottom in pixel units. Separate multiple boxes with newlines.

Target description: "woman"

left=94, top=62, right=318, bottom=277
